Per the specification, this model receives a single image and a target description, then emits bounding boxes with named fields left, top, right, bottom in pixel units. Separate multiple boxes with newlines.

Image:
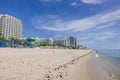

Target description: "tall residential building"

left=0, top=14, right=22, bottom=39
left=69, top=36, right=77, bottom=48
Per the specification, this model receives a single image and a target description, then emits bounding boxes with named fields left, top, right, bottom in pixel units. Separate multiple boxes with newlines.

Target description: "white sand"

left=0, top=48, right=113, bottom=80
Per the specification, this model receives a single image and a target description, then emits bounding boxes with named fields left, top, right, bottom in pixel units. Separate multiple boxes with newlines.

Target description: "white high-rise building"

left=0, top=14, right=22, bottom=39
left=69, top=36, right=77, bottom=48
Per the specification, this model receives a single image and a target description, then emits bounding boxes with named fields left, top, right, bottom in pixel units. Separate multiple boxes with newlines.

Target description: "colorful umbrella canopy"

left=0, top=40, right=3, bottom=43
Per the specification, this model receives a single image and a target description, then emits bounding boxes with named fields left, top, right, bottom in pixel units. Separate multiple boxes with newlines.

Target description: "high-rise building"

left=69, top=36, right=77, bottom=48
left=0, top=14, right=22, bottom=39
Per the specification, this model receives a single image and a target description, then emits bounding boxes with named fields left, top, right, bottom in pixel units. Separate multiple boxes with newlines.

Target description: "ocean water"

left=97, top=50, right=120, bottom=79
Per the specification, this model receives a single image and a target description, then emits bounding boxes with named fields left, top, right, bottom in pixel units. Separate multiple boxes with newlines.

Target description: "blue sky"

left=0, top=0, right=120, bottom=50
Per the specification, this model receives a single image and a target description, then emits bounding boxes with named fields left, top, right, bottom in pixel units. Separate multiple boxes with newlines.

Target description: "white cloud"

left=95, top=31, right=117, bottom=40
left=81, top=0, right=108, bottom=4
left=39, top=0, right=62, bottom=2
left=95, top=22, right=115, bottom=30
left=75, top=30, right=117, bottom=47
left=71, top=2, right=77, bottom=6
left=78, top=31, right=117, bottom=41
left=79, top=40, right=95, bottom=45
left=70, top=2, right=80, bottom=7
left=32, top=9, right=120, bottom=32
left=101, top=43, right=120, bottom=50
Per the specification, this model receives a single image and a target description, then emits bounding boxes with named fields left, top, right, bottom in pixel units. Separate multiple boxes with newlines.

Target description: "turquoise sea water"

left=97, top=50, right=120, bottom=79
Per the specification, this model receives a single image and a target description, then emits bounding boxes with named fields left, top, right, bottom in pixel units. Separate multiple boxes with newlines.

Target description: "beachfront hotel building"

left=0, top=14, right=22, bottom=39
left=35, top=37, right=68, bottom=46
left=35, top=37, right=53, bottom=44
left=35, top=37, right=77, bottom=47
left=69, top=36, right=77, bottom=48
left=53, top=37, right=68, bottom=46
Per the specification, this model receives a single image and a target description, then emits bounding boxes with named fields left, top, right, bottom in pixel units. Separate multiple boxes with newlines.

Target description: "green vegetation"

left=0, top=33, right=6, bottom=45
left=0, top=33, right=25, bottom=47
left=0, top=33, right=75, bottom=49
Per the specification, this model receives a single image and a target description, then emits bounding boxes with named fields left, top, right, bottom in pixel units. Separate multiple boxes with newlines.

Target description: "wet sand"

left=0, top=48, right=116, bottom=80
left=88, top=52, right=119, bottom=80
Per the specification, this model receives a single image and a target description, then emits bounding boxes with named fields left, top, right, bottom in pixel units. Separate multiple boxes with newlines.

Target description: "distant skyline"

left=0, top=0, right=120, bottom=50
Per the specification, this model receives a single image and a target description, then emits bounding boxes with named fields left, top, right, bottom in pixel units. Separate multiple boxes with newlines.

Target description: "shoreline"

left=0, top=48, right=117, bottom=80
left=88, top=52, right=119, bottom=80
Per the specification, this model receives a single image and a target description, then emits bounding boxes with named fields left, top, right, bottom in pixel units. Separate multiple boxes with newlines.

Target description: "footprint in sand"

left=45, top=74, right=51, bottom=79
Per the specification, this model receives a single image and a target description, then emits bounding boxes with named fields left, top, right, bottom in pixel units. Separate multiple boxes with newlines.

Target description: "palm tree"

left=0, top=33, right=2, bottom=37
left=0, top=36, right=6, bottom=41
left=0, top=33, right=7, bottom=47
left=19, top=39, right=26, bottom=45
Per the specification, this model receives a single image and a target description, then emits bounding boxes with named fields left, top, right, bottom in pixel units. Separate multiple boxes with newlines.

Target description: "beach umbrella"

left=15, top=42, right=21, bottom=45
left=5, top=40, right=13, bottom=44
left=0, top=40, right=2, bottom=47
left=0, top=44, right=2, bottom=47
left=2, top=44, right=7, bottom=47
left=24, top=41, right=31, bottom=45
left=0, top=40, right=3, bottom=43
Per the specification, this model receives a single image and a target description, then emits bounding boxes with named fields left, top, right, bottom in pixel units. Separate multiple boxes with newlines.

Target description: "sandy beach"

left=0, top=48, right=116, bottom=80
